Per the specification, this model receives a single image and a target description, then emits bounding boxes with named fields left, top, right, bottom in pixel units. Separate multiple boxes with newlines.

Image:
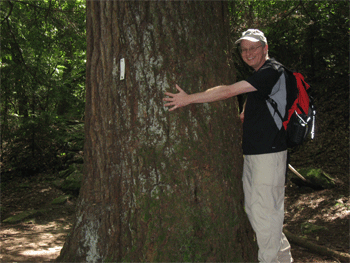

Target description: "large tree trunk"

left=57, top=1, right=257, bottom=262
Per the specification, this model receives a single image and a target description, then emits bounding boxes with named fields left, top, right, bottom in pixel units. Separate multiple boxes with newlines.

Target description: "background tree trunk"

left=57, top=1, right=257, bottom=262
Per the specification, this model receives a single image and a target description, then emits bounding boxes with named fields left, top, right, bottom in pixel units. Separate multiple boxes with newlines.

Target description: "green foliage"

left=51, top=195, right=71, bottom=205
left=298, top=168, right=336, bottom=189
left=2, top=209, right=45, bottom=224
left=1, top=0, right=86, bottom=176
left=2, top=113, right=84, bottom=175
left=301, top=222, right=327, bottom=234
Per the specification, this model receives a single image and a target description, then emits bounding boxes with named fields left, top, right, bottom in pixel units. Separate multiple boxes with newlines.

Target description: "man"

left=163, top=29, right=293, bottom=263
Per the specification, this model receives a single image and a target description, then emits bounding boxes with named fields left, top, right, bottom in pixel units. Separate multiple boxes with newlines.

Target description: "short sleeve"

left=246, top=66, right=281, bottom=98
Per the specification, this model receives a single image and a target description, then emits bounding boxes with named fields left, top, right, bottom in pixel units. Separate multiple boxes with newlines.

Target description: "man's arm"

left=163, top=81, right=256, bottom=111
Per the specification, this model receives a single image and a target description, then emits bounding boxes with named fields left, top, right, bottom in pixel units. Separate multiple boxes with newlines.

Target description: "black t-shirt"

left=243, top=58, right=287, bottom=155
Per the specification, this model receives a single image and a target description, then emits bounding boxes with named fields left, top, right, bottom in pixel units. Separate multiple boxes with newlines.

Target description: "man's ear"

left=264, top=44, right=268, bottom=54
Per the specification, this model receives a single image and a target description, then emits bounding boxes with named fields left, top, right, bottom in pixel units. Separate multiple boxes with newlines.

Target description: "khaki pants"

left=243, top=151, right=293, bottom=263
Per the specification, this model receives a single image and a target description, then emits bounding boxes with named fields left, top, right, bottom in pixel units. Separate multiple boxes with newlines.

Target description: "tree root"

left=284, top=229, right=350, bottom=262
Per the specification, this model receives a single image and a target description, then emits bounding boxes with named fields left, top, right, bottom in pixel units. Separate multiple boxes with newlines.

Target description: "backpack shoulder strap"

left=291, top=72, right=310, bottom=115
left=265, top=61, right=290, bottom=125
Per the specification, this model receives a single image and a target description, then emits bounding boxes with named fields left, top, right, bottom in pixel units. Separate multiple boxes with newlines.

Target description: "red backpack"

left=267, top=67, right=316, bottom=147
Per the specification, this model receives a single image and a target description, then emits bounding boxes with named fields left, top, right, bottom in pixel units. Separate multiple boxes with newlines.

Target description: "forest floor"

left=0, top=174, right=76, bottom=262
left=1, top=160, right=349, bottom=262
left=1, top=83, right=349, bottom=262
left=284, top=172, right=349, bottom=263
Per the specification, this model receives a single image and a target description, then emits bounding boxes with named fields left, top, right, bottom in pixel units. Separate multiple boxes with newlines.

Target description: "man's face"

left=240, top=40, right=268, bottom=71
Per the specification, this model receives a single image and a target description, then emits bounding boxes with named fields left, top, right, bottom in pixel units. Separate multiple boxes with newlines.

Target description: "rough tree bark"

left=57, top=1, right=257, bottom=262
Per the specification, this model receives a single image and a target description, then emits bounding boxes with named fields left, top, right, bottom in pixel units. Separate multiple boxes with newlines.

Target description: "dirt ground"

left=1, top=163, right=349, bottom=262
left=0, top=175, right=76, bottom=262
left=284, top=179, right=349, bottom=263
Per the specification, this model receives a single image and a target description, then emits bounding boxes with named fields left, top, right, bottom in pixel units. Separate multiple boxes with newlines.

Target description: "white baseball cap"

left=235, top=29, right=267, bottom=45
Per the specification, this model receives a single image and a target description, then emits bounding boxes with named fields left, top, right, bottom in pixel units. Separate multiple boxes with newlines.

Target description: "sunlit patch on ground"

left=0, top=217, right=72, bottom=261
left=21, top=246, right=63, bottom=256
